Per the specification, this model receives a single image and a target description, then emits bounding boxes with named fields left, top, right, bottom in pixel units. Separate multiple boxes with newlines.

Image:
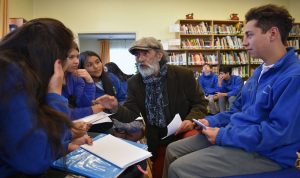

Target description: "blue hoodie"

left=218, top=75, right=243, bottom=97
left=197, top=72, right=218, bottom=96
left=95, top=72, right=127, bottom=104
left=62, top=72, right=95, bottom=120
left=206, top=48, right=300, bottom=168
left=0, top=65, right=71, bottom=177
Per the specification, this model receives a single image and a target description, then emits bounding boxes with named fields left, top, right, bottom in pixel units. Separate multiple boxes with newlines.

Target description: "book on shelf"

left=52, top=134, right=151, bottom=178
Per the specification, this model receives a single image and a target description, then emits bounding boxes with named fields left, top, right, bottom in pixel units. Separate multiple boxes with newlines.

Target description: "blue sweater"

left=0, top=66, right=71, bottom=177
left=95, top=72, right=127, bottom=103
left=197, top=72, right=218, bottom=96
left=206, top=48, right=300, bottom=168
left=62, top=72, right=95, bottom=120
left=218, top=75, right=243, bottom=97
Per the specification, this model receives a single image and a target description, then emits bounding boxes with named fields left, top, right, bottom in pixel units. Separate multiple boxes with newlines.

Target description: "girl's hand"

left=74, top=69, right=94, bottom=83
left=48, top=60, right=64, bottom=94
left=72, top=121, right=91, bottom=138
left=68, top=135, right=93, bottom=152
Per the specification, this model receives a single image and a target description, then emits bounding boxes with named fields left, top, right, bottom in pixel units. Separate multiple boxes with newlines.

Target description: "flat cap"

left=129, top=37, right=163, bottom=55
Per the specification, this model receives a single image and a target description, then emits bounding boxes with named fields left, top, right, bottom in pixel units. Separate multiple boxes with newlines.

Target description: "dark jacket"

left=112, top=65, right=208, bottom=155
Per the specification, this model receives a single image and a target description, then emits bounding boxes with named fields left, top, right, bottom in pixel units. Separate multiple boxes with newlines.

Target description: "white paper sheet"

left=74, top=112, right=112, bottom=125
left=81, top=134, right=152, bottom=168
left=162, top=113, right=182, bottom=139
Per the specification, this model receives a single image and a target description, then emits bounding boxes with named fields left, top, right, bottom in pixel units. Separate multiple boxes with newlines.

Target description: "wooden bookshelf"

left=8, top=18, right=26, bottom=32
left=167, top=19, right=248, bottom=79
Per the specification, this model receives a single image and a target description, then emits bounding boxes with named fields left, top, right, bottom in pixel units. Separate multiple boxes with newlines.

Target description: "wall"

left=79, top=39, right=100, bottom=55
left=288, top=0, right=300, bottom=22
left=8, top=0, right=33, bottom=20
left=8, top=0, right=298, bottom=41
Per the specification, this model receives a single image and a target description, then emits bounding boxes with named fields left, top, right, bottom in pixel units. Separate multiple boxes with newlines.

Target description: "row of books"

left=180, top=22, right=211, bottom=34
left=213, top=24, right=243, bottom=34
left=179, top=23, right=243, bottom=35
left=289, top=24, right=300, bottom=36
left=187, top=53, right=218, bottom=65
left=167, top=52, right=219, bottom=66
left=181, top=38, right=212, bottom=49
left=231, top=66, right=249, bottom=78
left=215, top=36, right=243, bottom=49
left=220, top=51, right=249, bottom=65
left=287, top=39, right=299, bottom=49
left=167, top=53, right=187, bottom=65
left=181, top=36, right=243, bottom=49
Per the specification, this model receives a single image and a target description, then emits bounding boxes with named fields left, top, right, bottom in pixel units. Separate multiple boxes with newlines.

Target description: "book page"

left=162, top=113, right=182, bottom=139
left=81, top=134, right=152, bottom=168
left=74, top=111, right=112, bottom=124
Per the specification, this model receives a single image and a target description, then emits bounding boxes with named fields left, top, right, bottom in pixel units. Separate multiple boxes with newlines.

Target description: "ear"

left=268, top=26, right=280, bottom=42
left=156, top=51, right=163, bottom=60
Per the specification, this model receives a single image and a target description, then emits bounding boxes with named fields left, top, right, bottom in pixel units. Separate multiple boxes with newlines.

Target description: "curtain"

left=0, top=0, right=8, bottom=39
left=100, top=40, right=110, bottom=64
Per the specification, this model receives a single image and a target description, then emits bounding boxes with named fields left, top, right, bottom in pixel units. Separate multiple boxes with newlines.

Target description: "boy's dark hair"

left=219, top=66, right=232, bottom=74
left=245, top=4, right=294, bottom=44
left=203, top=63, right=211, bottom=68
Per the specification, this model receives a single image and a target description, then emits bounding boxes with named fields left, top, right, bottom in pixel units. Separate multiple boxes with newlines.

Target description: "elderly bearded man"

left=94, top=37, right=208, bottom=178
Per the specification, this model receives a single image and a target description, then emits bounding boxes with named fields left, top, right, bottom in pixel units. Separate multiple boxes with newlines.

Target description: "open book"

left=81, top=134, right=152, bottom=169
left=52, top=134, right=151, bottom=178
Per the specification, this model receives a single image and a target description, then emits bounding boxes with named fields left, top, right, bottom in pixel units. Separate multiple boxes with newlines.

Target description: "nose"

left=74, top=58, right=79, bottom=64
left=93, top=63, right=99, bottom=69
left=136, top=54, right=145, bottom=63
left=242, top=36, right=248, bottom=48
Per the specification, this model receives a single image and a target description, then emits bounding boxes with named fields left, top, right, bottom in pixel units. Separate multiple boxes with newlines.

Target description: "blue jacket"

left=197, top=72, right=218, bottom=96
left=62, top=72, right=95, bottom=120
left=218, top=75, right=243, bottom=97
left=206, top=48, right=300, bottom=168
left=0, top=65, right=71, bottom=177
left=108, top=72, right=127, bottom=103
left=95, top=72, right=127, bottom=104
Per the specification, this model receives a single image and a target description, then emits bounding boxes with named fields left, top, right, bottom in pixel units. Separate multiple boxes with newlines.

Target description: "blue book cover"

left=52, top=133, right=148, bottom=178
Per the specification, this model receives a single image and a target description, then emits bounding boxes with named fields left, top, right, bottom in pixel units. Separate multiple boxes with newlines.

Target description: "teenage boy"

left=216, top=66, right=243, bottom=112
left=197, top=64, right=218, bottom=114
left=162, top=4, right=300, bottom=178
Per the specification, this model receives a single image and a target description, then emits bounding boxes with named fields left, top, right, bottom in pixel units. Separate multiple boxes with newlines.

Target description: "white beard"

left=138, top=61, right=160, bottom=77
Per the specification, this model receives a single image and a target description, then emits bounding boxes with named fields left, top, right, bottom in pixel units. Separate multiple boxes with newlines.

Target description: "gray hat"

left=129, top=37, right=164, bottom=55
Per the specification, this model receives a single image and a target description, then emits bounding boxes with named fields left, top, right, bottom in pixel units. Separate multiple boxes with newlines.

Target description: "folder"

left=52, top=134, right=151, bottom=178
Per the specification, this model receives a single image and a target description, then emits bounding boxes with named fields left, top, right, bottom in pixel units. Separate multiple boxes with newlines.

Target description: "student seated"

left=216, top=66, right=243, bottom=112
left=62, top=43, right=104, bottom=120
left=197, top=64, right=219, bottom=114
left=0, top=18, right=92, bottom=177
left=79, top=51, right=144, bottom=141
left=105, top=62, right=133, bottom=104
left=162, top=4, right=300, bottom=178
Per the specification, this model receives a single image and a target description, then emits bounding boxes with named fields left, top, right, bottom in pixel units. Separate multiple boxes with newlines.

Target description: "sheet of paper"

left=74, top=112, right=112, bottom=125
left=81, top=134, right=152, bottom=168
left=162, top=113, right=182, bottom=139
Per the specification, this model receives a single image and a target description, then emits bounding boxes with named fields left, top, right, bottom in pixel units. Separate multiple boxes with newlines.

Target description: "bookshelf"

left=167, top=19, right=249, bottom=79
left=287, top=23, right=300, bottom=57
left=167, top=19, right=300, bottom=79
left=8, top=18, right=26, bottom=32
